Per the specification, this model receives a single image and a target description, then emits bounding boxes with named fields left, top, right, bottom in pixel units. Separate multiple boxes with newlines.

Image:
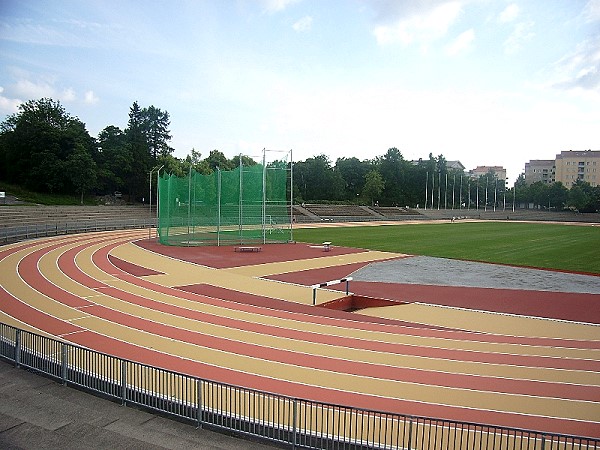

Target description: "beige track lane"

left=1, top=244, right=93, bottom=323
left=61, top=238, right=600, bottom=387
left=0, top=230, right=148, bottom=325
left=110, top=241, right=343, bottom=305
left=103, top=241, right=600, bottom=360
left=3, top=231, right=600, bottom=426
left=7, top=233, right=600, bottom=391
left=38, top=243, right=600, bottom=388
left=361, top=304, right=600, bottom=341
left=61, top=315, right=600, bottom=424
left=222, top=250, right=406, bottom=277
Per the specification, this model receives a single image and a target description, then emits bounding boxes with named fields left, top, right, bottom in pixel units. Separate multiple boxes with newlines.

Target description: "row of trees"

left=1, top=98, right=598, bottom=212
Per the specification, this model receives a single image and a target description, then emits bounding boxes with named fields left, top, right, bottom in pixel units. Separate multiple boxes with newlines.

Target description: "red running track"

left=1, top=231, right=599, bottom=438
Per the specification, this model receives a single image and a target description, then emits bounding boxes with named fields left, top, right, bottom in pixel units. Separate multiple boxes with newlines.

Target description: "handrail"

left=0, top=322, right=597, bottom=449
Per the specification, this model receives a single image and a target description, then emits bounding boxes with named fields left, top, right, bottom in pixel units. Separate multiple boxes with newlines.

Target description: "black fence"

left=1, top=322, right=597, bottom=449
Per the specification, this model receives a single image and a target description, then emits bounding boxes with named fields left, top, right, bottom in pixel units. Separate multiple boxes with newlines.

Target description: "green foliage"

left=0, top=98, right=96, bottom=194
left=0, top=181, right=97, bottom=205
left=293, top=222, right=600, bottom=274
left=362, top=170, right=384, bottom=205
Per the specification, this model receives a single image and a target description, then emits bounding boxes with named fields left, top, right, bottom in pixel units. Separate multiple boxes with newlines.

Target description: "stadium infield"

left=0, top=227, right=599, bottom=439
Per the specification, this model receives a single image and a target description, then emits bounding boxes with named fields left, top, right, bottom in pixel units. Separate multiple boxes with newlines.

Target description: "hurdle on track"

left=311, top=277, right=352, bottom=305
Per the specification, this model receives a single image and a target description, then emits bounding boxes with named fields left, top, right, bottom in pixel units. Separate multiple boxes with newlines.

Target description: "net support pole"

left=289, top=148, right=294, bottom=242
left=239, top=154, right=243, bottom=244
left=217, top=167, right=221, bottom=246
left=187, top=166, right=192, bottom=246
left=262, top=148, right=267, bottom=244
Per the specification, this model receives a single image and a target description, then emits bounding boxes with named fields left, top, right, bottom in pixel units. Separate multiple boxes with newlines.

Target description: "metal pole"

left=149, top=168, right=154, bottom=239
left=513, top=183, right=516, bottom=212
left=424, top=172, right=428, bottom=210
left=459, top=175, right=463, bottom=209
left=437, top=171, right=441, bottom=210
left=485, top=176, right=488, bottom=211
left=452, top=174, right=456, bottom=209
left=445, top=172, right=448, bottom=209
left=289, top=149, right=294, bottom=242
left=494, top=176, right=497, bottom=212
left=239, top=154, right=243, bottom=243
left=187, top=165, right=192, bottom=246
left=14, top=328, right=21, bottom=368
left=217, top=167, right=221, bottom=246
left=155, top=165, right=164, bottom=239
left=262, top=148, right=267, bottom=244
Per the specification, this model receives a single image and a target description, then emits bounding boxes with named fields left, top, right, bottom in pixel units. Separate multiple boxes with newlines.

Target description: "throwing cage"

left=157, top=149, right=293, bottom=246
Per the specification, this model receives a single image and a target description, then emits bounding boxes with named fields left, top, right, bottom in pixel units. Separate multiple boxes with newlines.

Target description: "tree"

left=568, top=180, right=598, bottom=212
left=96, top=125, right=131, bottom=194
left=205, top=150, right=235, bottom=172
left=335, top=157, right=371, bottom=201
left=294, top=154, right=344, bottom=202
left=0, top=98, right=96, bottom=195
left=362, top=170, right=384, bottom=206
left=67, top=143, right=98, bottom=204
left=143, top=105, right=173, bottom=162
left=548, top=182, right=568, bottom=209
left=125, top=101, right=151, bottom=199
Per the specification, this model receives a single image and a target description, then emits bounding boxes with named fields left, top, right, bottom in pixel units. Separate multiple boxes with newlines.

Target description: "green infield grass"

left=292, top=222, right=600, bottom=274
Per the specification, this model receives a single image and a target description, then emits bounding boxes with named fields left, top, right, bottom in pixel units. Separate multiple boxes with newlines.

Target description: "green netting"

left=157, top=162, right=292, bottom=246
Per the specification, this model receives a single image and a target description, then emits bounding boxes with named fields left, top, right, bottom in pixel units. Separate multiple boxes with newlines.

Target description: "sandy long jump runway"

left=0, top=229, right=599, bottom=439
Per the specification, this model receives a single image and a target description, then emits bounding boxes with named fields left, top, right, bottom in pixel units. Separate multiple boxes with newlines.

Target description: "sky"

left=1, top=0, right=599, bottom=184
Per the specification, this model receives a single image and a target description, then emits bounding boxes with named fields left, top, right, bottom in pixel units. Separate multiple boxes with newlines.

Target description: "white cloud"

left=503, top=20, right=535, bottom=55
left=373, top=1, right=463, bottom=46
left=292, top=15, right=313, bottom=32
left=498, top=3, right=520, bottom=23
left=0, top=87, right=23, bottom=115
left=14, top=79, right=56, bottom=99
left=445, top=28, right=474, bottom=56
left=584, top=0, right=600, bottom=22
left=552, top=37, right=600, bottom=91
left=10, top=78, right=78, bottom=103
left=260, top=0, right=301, bottom=13
left=84, top=90, right=99, bottom=104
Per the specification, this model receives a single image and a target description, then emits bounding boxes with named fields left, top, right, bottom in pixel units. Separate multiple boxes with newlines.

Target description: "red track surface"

left=1, top=231, right=599, bottom=439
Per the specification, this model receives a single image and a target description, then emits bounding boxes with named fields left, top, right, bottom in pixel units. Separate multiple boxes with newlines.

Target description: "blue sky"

left=1, top=0, right=599, bottom=183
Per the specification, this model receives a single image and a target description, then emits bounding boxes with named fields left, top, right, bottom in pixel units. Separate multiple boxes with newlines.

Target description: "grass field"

left=292, top=222, right=600, bottom=274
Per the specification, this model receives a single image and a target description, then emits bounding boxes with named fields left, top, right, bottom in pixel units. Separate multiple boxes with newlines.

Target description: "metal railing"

left=0, top=218, right=154, bottom=245
left=1, top=322, right=597, bottom=449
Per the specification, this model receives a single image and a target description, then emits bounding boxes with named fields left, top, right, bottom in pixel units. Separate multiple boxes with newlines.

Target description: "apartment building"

left=554, top=150, right=599, bottom=188
left=524, top=160, right=555, bottom=185
left=469, top=165, right=507, bottom=181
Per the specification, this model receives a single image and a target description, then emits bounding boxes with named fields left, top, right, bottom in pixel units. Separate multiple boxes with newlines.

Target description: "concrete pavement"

left=0, top=359, right=279, bottom=450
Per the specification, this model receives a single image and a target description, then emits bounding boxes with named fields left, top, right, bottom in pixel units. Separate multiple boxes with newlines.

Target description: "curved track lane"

left=1, top=230, right=599, bottom=438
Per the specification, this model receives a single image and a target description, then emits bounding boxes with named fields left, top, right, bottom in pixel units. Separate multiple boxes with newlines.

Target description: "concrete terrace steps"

left=0, top=205, right=152, bottom=228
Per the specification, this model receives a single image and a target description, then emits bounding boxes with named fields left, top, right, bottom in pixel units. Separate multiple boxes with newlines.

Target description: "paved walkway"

left=0, top=359, right=278, bottom=450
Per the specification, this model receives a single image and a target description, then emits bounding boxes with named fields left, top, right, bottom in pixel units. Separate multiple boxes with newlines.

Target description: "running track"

left=0, top=229, right=598, bottom=439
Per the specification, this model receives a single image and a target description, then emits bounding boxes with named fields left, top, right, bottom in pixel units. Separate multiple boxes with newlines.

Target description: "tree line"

left=0, top=98, right=598, bottom=212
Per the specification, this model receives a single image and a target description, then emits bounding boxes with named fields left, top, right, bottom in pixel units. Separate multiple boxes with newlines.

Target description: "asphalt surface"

left=352, top=255, right=600, bottom=294
left=0, top=359, right=279, bottom=450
